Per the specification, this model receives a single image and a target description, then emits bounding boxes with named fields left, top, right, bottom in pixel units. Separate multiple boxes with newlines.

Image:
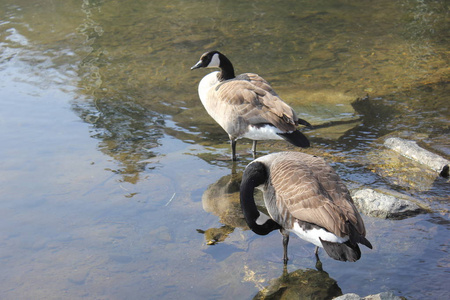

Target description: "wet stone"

left=335, top=291, right=405, bottom=300
left=254, top=268, right=342, bottom=300
left=352, top=188, right=425, bottom=219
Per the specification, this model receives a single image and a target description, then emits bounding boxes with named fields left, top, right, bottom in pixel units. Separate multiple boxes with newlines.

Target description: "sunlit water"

left=0, top=0, right=448, bottom=299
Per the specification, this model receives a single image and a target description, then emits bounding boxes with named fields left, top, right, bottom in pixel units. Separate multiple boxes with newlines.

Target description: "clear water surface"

left=0, top=0, right=449, bottom=299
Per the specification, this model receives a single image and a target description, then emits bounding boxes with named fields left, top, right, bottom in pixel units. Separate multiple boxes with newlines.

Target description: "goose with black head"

left=191, top=51, right=311, bottom=161
left=240, top=151, right=372, bottom=264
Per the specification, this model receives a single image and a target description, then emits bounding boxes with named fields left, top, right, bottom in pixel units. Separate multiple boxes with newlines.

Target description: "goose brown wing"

left=306, top=155, right=366, bottom=236
left=213, top=78, right=298, bottom=132
left=269, top=155, right=365, bottom=238
left=236, top=73, right=278, bottom=96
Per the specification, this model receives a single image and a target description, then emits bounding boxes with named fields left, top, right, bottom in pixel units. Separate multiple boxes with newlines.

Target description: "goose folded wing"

left=215, top=81, right=298, bottom=132
left=307, top=158, right=366, bottom=235
left=271, top=162, right=354, bottom=237
left=237, top=73, right=278, bottom=96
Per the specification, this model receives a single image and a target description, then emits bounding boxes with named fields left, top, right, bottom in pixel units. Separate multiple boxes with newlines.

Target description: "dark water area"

left=0, top=0, right=449, bottom=299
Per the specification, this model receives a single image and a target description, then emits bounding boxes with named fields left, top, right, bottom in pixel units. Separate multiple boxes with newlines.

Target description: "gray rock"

left=384, top=137, right=449, bottom=177
left=254, top=267, right=342, bottom=300
left=334, top=293, right=361, bottom=300
left=334, top=291, right=404, bottom=300
left=352, top=188, right=423, bottom=219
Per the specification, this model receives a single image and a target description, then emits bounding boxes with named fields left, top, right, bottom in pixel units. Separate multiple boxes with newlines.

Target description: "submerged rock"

left=281, top=89, right=361, bottom=141
left=384, top=137, right=449, bottom=177
left=352, top=188, right=425, bottom=219
left=334, top=291, right=405, bottom=300
left=366, top=145, right=441, bottom=192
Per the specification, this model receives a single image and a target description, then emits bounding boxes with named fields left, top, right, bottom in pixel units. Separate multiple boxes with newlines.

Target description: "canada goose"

left=240, top=152, right=372, bottom=264
left=191, top=51, right=311, bottom=161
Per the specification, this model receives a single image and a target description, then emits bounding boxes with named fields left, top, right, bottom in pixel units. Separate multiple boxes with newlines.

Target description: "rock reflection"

left=253, top=265, right=342, bottom=300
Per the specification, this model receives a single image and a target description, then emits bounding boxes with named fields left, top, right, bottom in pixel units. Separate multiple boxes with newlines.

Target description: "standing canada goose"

left=191, top=51, right=311, bottom=161
left=240, top=152, right=372, bottom=264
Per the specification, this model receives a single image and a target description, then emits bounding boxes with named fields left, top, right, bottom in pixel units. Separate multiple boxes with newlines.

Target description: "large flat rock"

left=352, top=188, right=425, bottom=219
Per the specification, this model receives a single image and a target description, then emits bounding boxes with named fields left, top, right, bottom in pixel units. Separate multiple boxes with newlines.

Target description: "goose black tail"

left=319, top=225, right=372, bottom=262
left=278, top=130, right=310, bottom=148
left=320, top=238, right=361, bottom=262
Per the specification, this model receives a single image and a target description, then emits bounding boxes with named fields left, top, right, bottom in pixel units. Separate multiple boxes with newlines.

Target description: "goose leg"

left=252, top=140, right=257, bottom=158
left=281, top=229, right=290, bottom=265
left=314, top=247, right=323, bottom=271
left=230, top=138, right=237, bottom=161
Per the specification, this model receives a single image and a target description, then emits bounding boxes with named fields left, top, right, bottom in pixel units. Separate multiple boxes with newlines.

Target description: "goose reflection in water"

left=197, top=171, right=248, bottom=245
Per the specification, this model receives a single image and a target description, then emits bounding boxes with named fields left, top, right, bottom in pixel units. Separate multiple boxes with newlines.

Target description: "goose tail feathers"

left=277, top=130, right=310, bottom=148
left=320, top=238, right=362, bottom=262
left=320, top=224, right=372, bottom=262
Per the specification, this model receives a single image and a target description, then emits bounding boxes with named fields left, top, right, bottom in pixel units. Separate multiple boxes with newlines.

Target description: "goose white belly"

left=242, top=124, right=284, bottom=141
left=291, top=222, right=349, bottom=248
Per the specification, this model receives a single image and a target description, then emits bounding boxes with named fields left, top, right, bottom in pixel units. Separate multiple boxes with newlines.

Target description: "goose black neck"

left=218, top=53, right=235, bottom=81
left=240, top=162, right=281, bottom=235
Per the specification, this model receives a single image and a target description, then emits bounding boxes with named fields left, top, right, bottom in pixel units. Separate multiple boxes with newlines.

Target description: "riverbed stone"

left=352, top=188, right=424, bottom=219
left=334, top=291, right=404, bottom=300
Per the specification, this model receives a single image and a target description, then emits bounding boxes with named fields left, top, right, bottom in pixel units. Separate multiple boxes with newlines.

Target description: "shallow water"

left=0, top=0, right=449, bottom=299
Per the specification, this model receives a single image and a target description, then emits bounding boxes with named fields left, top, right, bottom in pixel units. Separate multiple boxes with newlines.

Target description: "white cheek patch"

left=207, top=53, right=220, bottom=68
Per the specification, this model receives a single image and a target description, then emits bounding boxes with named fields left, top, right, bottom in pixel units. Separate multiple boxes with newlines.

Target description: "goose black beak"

left=191, top=60, right=203, bottom=70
